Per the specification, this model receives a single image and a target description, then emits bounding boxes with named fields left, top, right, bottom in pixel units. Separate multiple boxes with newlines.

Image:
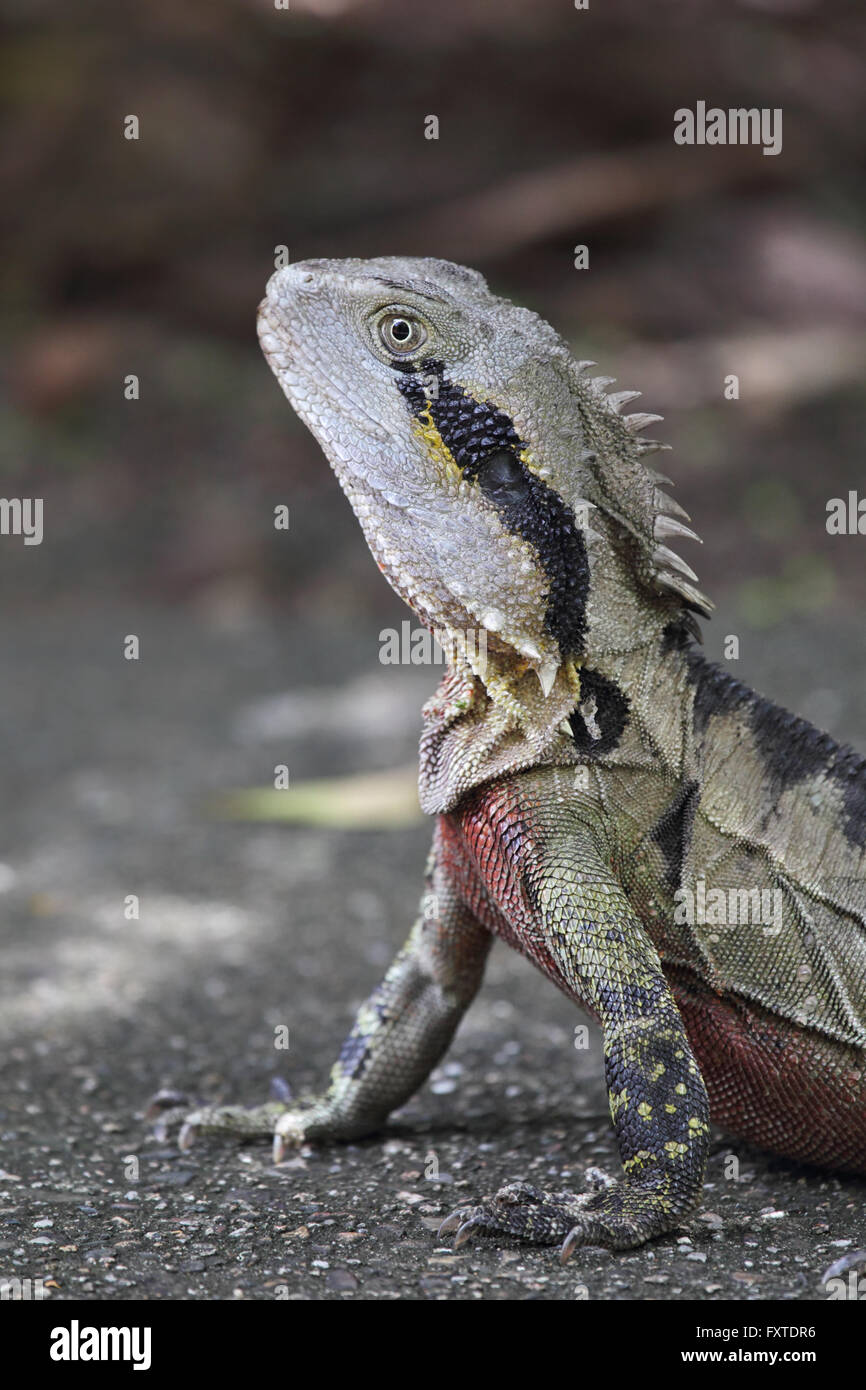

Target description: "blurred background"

left=3, top=0, right=865, bottom=628
left=1, top=0, right=865, bottom=1301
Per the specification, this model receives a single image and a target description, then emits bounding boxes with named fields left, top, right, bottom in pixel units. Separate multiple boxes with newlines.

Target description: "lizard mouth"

left=257, top=262, right=324, bottom=368
left=256, top=274, right=397, bottom=468
left=257, top=294, right=294, bottom=370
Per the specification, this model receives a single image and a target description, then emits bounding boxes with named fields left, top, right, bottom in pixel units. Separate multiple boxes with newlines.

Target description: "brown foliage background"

left=2, top=0, right=865, bottom=630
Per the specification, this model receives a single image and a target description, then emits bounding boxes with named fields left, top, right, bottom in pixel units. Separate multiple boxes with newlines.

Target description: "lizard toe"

left=559, top=1183, right=695, bottom=1255
left=439, top=1183, right=581, bottom=1249
left=437, top=1207, right=467, bottom=1238
left=150, top=1100, right=289, bottom=1152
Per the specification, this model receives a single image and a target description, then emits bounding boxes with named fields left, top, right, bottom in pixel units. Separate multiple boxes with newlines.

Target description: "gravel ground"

left=0, top=604, right=864, bottom=1302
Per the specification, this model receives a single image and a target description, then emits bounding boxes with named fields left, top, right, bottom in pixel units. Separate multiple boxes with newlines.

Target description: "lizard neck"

left=419, top=600, right=698, bottom=815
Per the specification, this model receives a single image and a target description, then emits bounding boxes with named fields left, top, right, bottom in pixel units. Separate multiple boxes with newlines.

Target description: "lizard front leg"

left=162, top=832, right=492, bottom=1157
left=441, top=797, right=710, bottom=1255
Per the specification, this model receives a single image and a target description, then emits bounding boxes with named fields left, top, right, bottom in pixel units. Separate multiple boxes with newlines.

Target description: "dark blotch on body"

left=662, top=622, right=866, bottom=849
left=568, top=668, right=630, bottom=757
left=651, top=779, right=700, bottom=893
left=337, top=1032, right=370, bottom=1080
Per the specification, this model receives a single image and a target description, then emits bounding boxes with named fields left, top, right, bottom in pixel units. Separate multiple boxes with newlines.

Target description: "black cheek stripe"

left=397, top=360, right=590, bottom=659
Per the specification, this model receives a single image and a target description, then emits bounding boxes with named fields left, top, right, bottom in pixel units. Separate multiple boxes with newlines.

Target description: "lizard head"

left=258, top=256, right=710, bottom=707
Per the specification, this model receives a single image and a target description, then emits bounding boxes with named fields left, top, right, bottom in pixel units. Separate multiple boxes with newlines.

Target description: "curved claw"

left=437, top=1208, right=466, bottom=1238
left=178, top=1120, right=198, bottom=1152
left=272, top=1110, right=307, bottom=1164
left=560, top=1226, right=582, bottom=1264
left=144, top=1088, right=190, bottom=1120
left=453, top=1216, right=485, bottom=1250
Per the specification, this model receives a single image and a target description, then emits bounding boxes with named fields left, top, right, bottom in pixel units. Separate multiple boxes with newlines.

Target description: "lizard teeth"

left=654, top=514, right=701, bottom=544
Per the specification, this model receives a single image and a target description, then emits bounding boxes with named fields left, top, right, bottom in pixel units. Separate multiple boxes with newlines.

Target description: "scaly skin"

left=159, top=258, right=866, bottom=1257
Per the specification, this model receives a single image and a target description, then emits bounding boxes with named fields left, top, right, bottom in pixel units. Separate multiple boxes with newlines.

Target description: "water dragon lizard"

left=166, top=257, right=866, bottom=1256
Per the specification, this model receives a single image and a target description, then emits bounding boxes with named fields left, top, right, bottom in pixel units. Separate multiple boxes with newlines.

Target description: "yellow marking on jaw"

left=562, top=655, right=583, bottom=705
left=517, top=445, right=550, bottom=482
left=412, top=407, right=552, bottom=501
left=410, top=406, right=464, bottom=485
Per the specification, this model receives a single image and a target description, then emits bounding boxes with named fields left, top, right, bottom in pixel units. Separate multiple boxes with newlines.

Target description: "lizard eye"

left=379, top=313, right=427, bottom=355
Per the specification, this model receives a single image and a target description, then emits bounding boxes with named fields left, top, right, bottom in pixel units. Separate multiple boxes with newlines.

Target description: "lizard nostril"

left=290, top=258, right=329, bottom=288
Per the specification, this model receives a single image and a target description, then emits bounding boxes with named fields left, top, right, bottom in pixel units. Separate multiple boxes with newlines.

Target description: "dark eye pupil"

left=476, top=450, right=529, bottom=501
left=391, top=319, right=411, bottom=341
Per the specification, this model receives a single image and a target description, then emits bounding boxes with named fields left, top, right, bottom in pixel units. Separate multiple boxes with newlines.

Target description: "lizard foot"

left=145, top=1086, right=349, bottom=1160
left=439, top=1177, right=689, bottom=1257
left=146, top=1090, right=290, bottom=1151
